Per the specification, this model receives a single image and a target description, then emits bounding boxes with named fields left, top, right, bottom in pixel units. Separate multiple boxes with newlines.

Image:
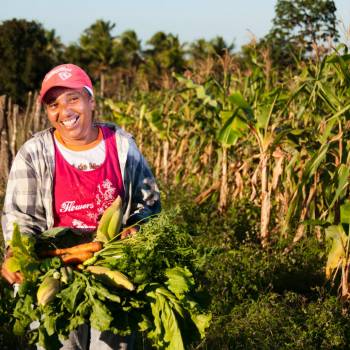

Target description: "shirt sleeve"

left=123, top=137, right=161, bottom=227
left=1, top=146, right=47, bottom=247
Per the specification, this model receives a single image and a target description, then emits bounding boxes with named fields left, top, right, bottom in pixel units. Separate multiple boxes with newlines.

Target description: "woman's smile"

left=61, top=115, right=80, bottom=129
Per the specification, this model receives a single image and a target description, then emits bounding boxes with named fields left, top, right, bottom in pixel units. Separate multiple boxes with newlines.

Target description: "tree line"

left=0, top=0, right=340, bottom=105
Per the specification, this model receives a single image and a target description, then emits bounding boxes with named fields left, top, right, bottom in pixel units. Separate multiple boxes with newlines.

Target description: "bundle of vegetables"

left=4, top=208, right=211, bottom=350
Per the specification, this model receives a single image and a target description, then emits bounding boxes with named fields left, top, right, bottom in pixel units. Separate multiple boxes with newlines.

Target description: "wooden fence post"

left=0, top=93, right=46, bottom=196
left=0, top=96, right=10, bottom=196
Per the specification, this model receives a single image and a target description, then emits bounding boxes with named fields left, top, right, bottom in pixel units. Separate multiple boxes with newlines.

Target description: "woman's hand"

left=1, top=251, right=23, bottom=284
left=121, top=225, right=139, bottom=239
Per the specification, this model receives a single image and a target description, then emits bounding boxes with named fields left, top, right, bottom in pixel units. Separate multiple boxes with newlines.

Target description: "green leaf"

left=13, top=294, right=38, bottom=336
left=5, top=256, right=21, bottom=272
left=76, top=297, right=91, bottom=318
left=341, top=201, right=350, bottom=224
left=329, top=165, right=350, bottom=211
left=161, top=297, right=184, bottom=350
left=43, top=310, right=57, bottom=336
left=255, top=105, right=270, bottom=130
left=189, top=312, right=212, bottom=339
left=285, top=142, right=330, bottom=227
left=13, top=319, right=27, bottom=336
left=195, top=86, right=217, bottom=107
left=38, top=326, right=62, bottom=350
left=59, top=280, right=84, bottom=313
left=147, top=290, right=185, bottom=350
left=196, top=86, right=206, bottom=99
left=68, top=315, right=86, bottom=333
left=9, top=224, right=40, bottom=281
left=10, top=223, right=26, bottom=251
left=165, top=267, right=194, bottom=299
left=138, top=314, right=152, bottom=332
left=145, top=110, right=166, bottom=139
left=228, top=92, right=254, bottom=121
left=89, top=280, right=121, bottom=303
left=41, top=226, right=72, bottom=238
left=325, top=225, right=348, bottom=279
left=219, top=110, right=233, bottom=123
left=217, top=114, right=249, bottom=147
left=90, top=299, right=113, bottom=331
left=318, top=117, right=337, bottom=144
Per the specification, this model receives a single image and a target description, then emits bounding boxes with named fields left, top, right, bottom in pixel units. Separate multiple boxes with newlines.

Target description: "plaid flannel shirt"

left=1, top=122, right=161, bottom=245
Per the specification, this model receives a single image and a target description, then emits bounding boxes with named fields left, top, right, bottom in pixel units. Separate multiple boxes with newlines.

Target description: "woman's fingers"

left=121, top=226, right=139, bottom=239
left=15, top=272, right=24, bottom=283
left=1, top=257, right=23, bottom=284
left=1, top=263, right=16, bottom=284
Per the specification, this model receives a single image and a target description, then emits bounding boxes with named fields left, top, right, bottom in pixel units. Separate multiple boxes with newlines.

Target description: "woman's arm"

left=1, top=146, right=47, bottom=247
left=123, top=138, right=161, bottom=227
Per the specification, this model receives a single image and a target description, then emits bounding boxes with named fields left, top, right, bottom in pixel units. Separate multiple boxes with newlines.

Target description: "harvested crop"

left=7, top=212, right=211, bottom=350
left=86, top=265, right=135, bottom=291
left=60, top=251, right=94, bottom=265
left=37, top=276, right=61, bottom=306
left=96, top=195, right=123, bottom=243
left=40, top=241, right=103, bottom=257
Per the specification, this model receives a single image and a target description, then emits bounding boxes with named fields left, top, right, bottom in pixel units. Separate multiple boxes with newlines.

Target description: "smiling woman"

left=1, top=63, right=161, bottom=350
left=41, top=64, right=98, bottom=146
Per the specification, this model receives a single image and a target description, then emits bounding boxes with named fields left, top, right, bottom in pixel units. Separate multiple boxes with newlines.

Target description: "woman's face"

left=44, top=87, right=97, bottom=145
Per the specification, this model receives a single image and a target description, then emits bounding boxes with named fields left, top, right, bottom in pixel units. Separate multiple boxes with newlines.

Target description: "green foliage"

left=0, top=18, right=57, bottom=104
left=264, top=0, right=339, bottom=67
left=2, top=10, right=350, bottom=349
left=198, top=236, right=325, bottom=314
left=1, top=193, right=349, bottom=349
left=3, top=213, right=210, bottom=350
left=188, top=36, right=235, bottom=62
left=144, top=32, right=186, bottom=78
left=7, top=224, right=40, bottom=281
left=203, top=292, right=350, bottom=350
left=79, top=19, right=118, bottom=71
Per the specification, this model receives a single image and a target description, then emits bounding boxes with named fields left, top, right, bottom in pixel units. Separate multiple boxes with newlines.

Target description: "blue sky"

left=1, top=0, right=350, bottom=50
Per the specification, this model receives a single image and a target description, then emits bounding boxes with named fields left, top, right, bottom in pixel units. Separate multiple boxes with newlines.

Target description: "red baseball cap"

left=39, top=63, right=93, bottom=102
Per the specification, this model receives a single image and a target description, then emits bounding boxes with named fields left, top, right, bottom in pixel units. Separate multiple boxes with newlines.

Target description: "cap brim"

left=40, top=82, right=88, bottom=103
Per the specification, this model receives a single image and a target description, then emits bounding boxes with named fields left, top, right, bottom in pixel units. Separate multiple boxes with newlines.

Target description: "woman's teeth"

left=62, top=116, right=79, bottom=127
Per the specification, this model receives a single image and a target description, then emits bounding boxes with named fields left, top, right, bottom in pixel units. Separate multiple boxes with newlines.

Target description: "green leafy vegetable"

left=7, top=212, right=211, bottom=349
left=8, top=223, right=40, bottom=281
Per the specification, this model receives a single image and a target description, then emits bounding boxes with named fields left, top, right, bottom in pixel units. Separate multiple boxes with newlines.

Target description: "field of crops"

left=2, top=40, right=350, bottom=348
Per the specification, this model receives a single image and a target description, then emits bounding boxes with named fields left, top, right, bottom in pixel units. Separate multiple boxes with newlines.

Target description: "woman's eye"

left=48, top=103, right=57, bottom=109
left=69, top=96, right=79, bottom=103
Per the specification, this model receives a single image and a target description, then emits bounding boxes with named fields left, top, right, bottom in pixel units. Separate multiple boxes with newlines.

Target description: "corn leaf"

left=328, top=165, right=350, bottom=210
left=340, top=201, right=350, bottom=224
left=325, top=225, right=348, bottom=279
left=228, top=92, right=254, bottom=121
left=217, top=114, right=248, bottom=147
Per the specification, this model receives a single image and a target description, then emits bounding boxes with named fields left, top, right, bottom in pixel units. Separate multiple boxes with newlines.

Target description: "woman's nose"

left=59, top=104, right=74, bottom=118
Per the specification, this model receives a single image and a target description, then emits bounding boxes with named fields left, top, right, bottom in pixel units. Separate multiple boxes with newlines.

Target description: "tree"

left=144, top=32, right=186, bottom=75
left=45, top=29, right=65, bottom=64
left=63, top=43, right=90, bottom=69
left=79, top=19, right=119, bottom=97
left=264, top=0, right=339, bottom=66
left=114, top=30, right=143, bottom=67
left=0, top=19, right=57, bottom=104
left=189, top=36, right=235, bottom=62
